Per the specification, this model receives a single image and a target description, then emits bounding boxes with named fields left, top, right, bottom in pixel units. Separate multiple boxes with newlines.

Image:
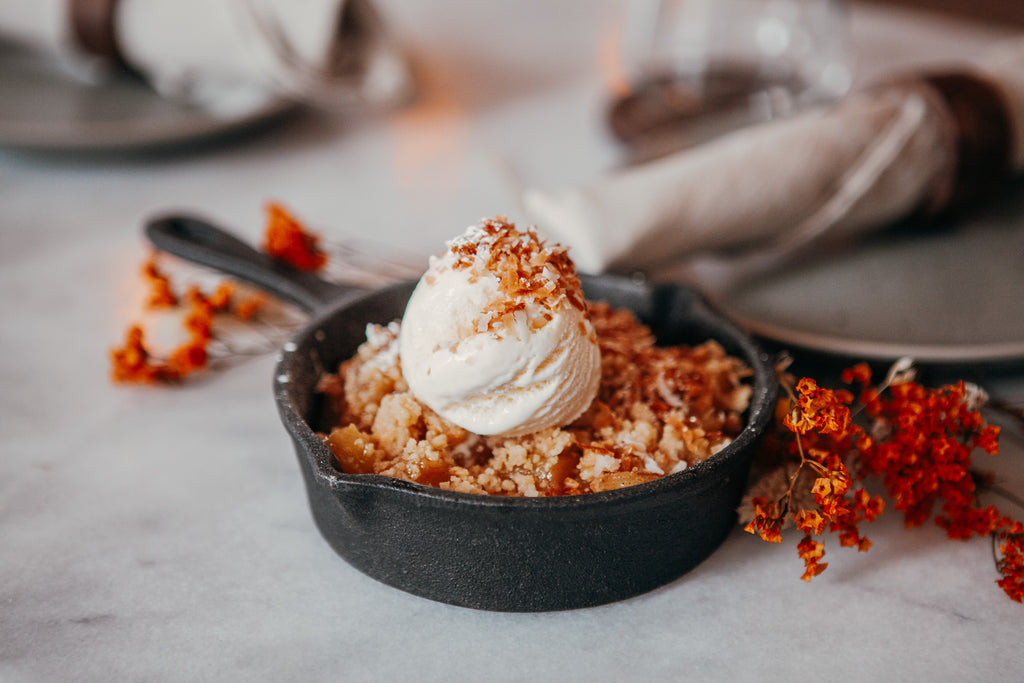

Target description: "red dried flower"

left=996, top=524, right=1024, bottom=603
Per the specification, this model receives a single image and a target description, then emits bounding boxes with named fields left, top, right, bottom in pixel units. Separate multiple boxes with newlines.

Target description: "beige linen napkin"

left=0, top=0, right=411, bottom=110
left=524, top=40, right=1024, bottom=275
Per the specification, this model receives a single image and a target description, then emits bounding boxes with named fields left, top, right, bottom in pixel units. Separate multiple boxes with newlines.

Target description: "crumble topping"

left=318, top=302, right=752, bottom=496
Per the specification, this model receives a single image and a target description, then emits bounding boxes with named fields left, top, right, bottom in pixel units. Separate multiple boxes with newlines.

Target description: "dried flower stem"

left=110, top=202, right=325, bottom=385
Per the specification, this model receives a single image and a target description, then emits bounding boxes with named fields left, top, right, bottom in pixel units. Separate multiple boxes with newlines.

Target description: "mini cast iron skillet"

left=146, top=214, right=778, bottom=612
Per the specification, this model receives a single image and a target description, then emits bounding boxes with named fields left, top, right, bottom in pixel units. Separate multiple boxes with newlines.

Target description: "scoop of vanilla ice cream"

left=398, top=218, right=601, bottom=437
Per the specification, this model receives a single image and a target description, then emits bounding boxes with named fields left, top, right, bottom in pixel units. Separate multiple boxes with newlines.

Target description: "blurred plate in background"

left=0, top=44, right=295, bottom=152
left=710, top=202, right=1024, bottom=363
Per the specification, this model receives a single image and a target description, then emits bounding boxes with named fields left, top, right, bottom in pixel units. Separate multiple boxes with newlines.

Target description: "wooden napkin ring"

left=70, top=0, right=123, bottom=63
left=922, top=71, right=1014, bottom=214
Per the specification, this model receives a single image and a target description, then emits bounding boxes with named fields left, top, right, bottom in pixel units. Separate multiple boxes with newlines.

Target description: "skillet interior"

left=274, top=275, right=777, bottom=611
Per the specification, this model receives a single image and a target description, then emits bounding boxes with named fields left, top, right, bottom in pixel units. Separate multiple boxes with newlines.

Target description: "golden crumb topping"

left=318, top=303, right=752, bottom=496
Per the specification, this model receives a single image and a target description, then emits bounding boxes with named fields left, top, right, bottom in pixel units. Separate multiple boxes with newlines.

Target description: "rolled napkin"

left=0, top=0, right=411, bottom=109
left=524, top=40, right=1024, bottom=275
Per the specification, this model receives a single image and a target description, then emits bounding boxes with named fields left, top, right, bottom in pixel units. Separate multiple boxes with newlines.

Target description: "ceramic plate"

left=0, top=44, right=294, bottom=152
left=709, top=194, right=1024, bottom=363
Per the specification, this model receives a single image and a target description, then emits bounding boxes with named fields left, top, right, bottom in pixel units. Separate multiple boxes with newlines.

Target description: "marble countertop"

left=2, top=2, right=1022, bottom=680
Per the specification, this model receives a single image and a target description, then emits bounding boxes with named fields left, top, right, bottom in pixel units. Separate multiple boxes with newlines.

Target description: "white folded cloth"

left=0, top=0, right=411, bottom=110
left=524, top=40, right=1024, bottom=275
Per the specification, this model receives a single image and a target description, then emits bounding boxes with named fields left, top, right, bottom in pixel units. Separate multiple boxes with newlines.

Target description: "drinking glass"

left=611, top=0, right=852, bottom=152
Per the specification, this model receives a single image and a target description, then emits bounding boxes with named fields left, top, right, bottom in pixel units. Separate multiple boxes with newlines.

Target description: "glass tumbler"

left=611, top=0, right=852, bottom=153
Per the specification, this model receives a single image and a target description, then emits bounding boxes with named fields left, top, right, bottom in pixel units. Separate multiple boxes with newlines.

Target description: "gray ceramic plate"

left=0, top=44, right=294, bottom=151
left=711, top=202, right=1024, bottom=363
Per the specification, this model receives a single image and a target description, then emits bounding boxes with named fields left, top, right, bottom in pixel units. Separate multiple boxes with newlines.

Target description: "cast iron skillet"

left=145, top=214, right=778, bottom=612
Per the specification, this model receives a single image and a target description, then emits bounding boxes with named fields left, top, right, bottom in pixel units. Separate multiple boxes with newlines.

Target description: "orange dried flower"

left=142, top=254, right=178, bottom=308
left=974, top=424, right=1001, bottom=455
left=810, top=476, right=835, bottom=500
left=744, top=358, right=1022, bottom=603
left=183, top=287, right=215, bottom=342
left=110, top=325, right=155, bottom=383
left=235, top=293, right=267, bottom=320
left=840, top=362, right=871, bottom=386
left=783, top=378, right=852, bottom=436
left=853, top=489, right=885, bottom=523
left=166, top=341, right=208, bottom=376
left=743, top=497, right=784, bottom=543
left=205, top=282, right=235, bottom=311
left=109, top=325, right=183, bottom=384
left=262, top=202, right=327, bottom=272
left=794, top=509, right=827, bottom=535
left=797, top=535, right=828, bottom=581
left=111, top=253, right=275, bottom=385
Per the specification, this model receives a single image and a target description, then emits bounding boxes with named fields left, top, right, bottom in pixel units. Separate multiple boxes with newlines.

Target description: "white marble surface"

left=2, top=2, right=1023, bottom=681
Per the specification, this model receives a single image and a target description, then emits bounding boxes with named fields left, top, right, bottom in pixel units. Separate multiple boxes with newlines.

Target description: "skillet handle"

left=145, top=214, right=363, bottom=313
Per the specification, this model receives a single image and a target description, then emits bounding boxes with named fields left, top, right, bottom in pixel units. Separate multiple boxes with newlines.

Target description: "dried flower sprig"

left=995, top=520, right=1024, bottom=601
left=110, top=257, right=270, bottom=384
left=110, top=203, right=330, bottom=385
left=742, top=358, right=1023, bottom=602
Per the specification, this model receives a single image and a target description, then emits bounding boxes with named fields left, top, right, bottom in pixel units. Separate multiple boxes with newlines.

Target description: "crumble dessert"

left=318, top=217, right=751, bottom=496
